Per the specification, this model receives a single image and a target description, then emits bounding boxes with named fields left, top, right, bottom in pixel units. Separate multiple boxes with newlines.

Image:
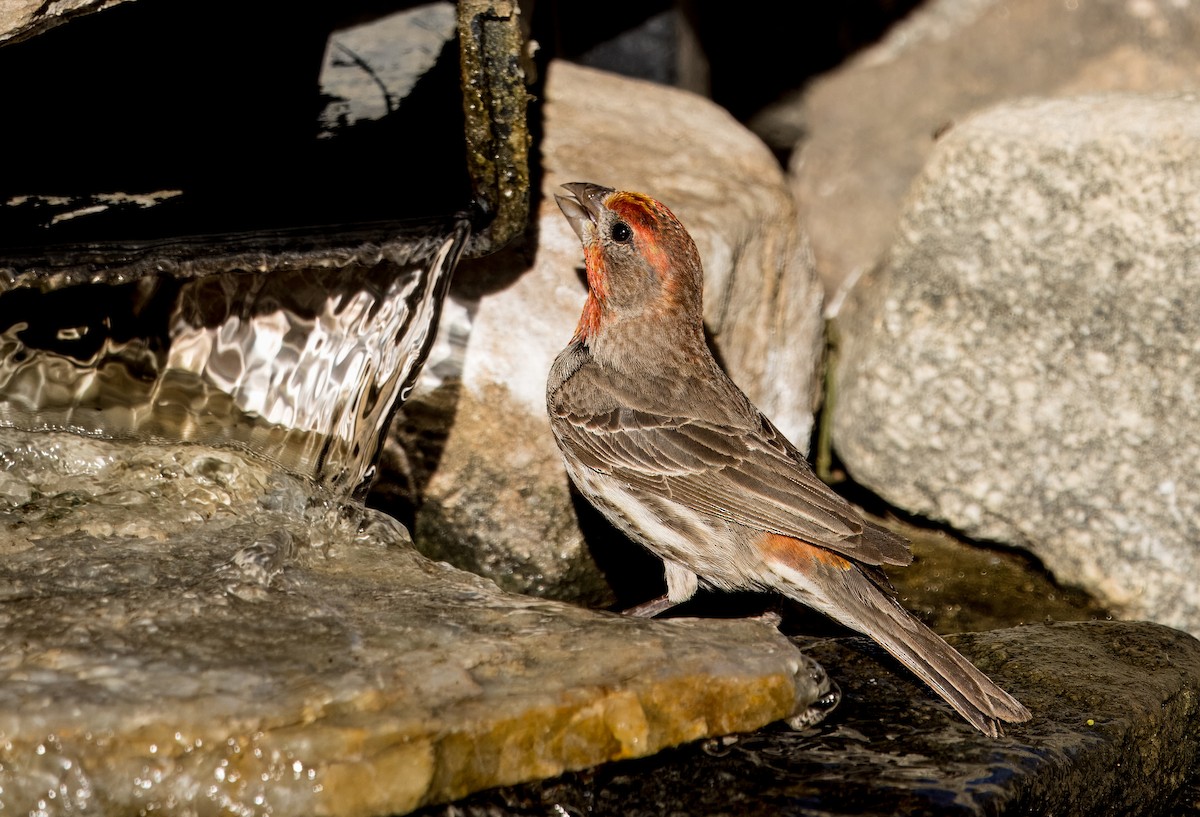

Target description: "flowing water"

left=0, top=217, right=470, bottom=499
left=0, top=216, right=479, bottom=812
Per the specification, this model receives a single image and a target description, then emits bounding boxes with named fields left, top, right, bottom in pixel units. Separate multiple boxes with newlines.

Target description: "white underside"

left=562, top=456, right=775, bottom=602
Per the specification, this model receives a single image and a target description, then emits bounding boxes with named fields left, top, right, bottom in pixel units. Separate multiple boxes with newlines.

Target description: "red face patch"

left=607, top=191, right=669, bottom=232
left=606, top=191, right=675, bottom=277
left=573, top=242, right=608, bottom=342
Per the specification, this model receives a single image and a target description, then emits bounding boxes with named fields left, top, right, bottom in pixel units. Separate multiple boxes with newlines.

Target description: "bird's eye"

left=610, top=221, right=633, bottom=243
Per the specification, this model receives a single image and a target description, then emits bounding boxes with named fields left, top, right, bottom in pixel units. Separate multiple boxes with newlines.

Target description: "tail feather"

left=770, top=555, right=1031, bottom=737
left=861, top=592, right=1030, bottom=737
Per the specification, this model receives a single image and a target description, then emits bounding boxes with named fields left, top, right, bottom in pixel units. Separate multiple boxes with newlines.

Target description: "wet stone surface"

left=416, top=621, right=1200, bottom=817
left=0, top=429, right=825, bottom=816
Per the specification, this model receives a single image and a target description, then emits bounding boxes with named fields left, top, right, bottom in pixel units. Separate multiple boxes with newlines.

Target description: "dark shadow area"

left=370, top=381, right=463, bottom=531
left=689, top=0, right=925, bottom=123
left=535, top=0, right=924, bottom=128
left=0, top=0, right=473, bottom=250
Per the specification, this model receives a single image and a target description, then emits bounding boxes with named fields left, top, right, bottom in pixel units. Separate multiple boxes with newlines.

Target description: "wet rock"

left=386, top=59, right=824, bottom=603
left=835, top=94, right=1200, bottom=636
left=0, top=428, right=826, bottom=816
left=779, top=0, right=1200, bottom=298
left=415, top=620, right=1200, bottom=816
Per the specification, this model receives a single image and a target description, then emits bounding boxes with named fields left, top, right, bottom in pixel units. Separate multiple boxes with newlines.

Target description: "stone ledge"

left=0, top=430, right=825, bottom=816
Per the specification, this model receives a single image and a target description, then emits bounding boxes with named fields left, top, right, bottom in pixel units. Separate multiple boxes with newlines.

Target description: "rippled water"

left=0, top=218, right=470, bottom=498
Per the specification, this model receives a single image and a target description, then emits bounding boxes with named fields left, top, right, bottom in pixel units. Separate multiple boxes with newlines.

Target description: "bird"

left=546, top=182, right=1031, bottom=737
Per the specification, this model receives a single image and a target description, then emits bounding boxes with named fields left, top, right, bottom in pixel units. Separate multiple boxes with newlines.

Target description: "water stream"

left=0, top=217, right=470, bottom=499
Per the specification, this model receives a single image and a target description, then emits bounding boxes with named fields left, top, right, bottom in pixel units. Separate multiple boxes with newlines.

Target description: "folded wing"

left=553, top=402, right=910, bottom=567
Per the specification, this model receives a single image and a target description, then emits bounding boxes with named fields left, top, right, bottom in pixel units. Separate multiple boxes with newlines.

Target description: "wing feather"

left=553, top=401, right=909, bottom=566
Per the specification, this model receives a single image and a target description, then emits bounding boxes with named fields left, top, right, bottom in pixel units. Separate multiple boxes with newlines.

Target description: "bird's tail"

left=766, top=544, right=1031, bottom=737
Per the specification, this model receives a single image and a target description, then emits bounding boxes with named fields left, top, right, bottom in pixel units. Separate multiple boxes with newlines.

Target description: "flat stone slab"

left=0, top=430, right=825, bottom=816
left=414, top=620, right=1200, bottom=816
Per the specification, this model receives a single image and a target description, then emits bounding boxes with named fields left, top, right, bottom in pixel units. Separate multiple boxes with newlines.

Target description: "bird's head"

left=555, top=183, right=704, bottom=345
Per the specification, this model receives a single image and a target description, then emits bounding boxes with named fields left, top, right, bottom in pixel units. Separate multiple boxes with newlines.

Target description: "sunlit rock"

left=835, top=94, right=1200, bottom=635
left=778, top=0, right=1200, bottom=300
left=416, top=621, right=1200, bottom=815
left=0, top=429, right=827, bottom=816
left=0, top=0, right=134, bottom=43
left=317, top=3, right=457, bottom=135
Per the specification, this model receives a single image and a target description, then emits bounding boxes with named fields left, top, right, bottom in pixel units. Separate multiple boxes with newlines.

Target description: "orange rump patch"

left=756, top=532, right=853, bottom=573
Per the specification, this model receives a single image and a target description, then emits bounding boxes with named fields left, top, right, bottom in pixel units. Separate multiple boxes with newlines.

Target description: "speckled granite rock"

left=386, top=59, right=824, bottom=603
left=780, top=0, right=1200, bottom=299
left=0, top=429, right=827, bottom=816
left=415, top=620, right=1200, bottom=817
left=835, top=94, right=1200, bottom=635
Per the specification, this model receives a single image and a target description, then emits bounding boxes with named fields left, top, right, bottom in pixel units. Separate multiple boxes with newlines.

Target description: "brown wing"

left=551, top=398, right=911, bottom=567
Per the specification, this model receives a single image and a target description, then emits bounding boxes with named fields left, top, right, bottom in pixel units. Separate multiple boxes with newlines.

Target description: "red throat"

left=572, top=243, right=608, bottom=342
left=573, top=292, right=602, bottom=342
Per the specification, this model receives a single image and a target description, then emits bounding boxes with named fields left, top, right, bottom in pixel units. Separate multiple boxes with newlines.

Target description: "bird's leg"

left=664, top=559, right=699, bottom=603
left=622, top=594, right=677, bottom=618
left=621, top=560, right=698, bottom=618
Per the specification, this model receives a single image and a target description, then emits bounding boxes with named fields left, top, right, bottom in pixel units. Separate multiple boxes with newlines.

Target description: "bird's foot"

left=621, top=595, right=678, bottom=618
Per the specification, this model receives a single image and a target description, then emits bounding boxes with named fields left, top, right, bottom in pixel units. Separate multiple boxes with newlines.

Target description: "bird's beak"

left=555, top=182, right=614, bottom=241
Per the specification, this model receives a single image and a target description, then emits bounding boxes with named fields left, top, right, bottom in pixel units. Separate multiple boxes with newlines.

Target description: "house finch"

left=547, top=182, right=1031, bottom=737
